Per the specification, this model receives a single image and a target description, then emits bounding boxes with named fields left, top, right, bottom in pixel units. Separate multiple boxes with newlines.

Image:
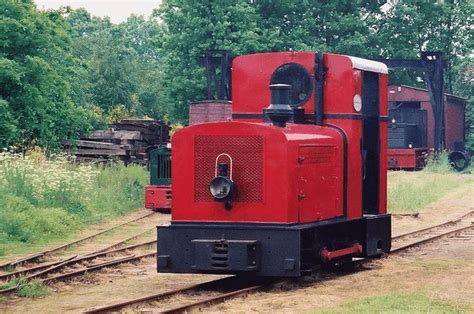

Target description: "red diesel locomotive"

left=157, top=52, right=391, bottom=277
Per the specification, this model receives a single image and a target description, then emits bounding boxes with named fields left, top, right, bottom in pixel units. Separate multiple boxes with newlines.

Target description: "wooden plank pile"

left=64, top=119, right=170, bottom=164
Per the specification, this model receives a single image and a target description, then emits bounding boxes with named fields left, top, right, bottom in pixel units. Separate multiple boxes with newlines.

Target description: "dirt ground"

left=210, top=182, right=474, bottom=313
left=209, top=230, right=473, bottom=313
left=0, top=182, right=473, bottom=313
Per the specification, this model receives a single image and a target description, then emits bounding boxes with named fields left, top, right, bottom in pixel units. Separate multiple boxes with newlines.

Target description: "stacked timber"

left=64, top=119, right=170, bottom=164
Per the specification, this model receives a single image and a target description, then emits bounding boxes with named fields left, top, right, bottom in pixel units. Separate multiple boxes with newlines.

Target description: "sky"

left=34, top=0, right=161, bottom=23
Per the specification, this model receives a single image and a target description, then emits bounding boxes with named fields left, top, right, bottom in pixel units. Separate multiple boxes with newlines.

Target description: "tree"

left=253, top=0, right=384, bottom=55
left=373, top=0, right=473, bottom=150
left=156, top=0, right=390, bottom=123
left=0, top=0, right=92, bottom=149
left=155, top=0, right=280, bottom=123
left=64, top=9, right=164, bottom=119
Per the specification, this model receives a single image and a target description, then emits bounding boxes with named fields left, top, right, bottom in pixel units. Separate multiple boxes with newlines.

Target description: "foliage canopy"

left=0, top=0, right=472, bottom=150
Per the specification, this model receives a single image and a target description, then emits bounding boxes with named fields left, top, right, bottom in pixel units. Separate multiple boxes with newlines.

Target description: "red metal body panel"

left=231, top=52, right=388, bottom=219
left=387, top=148, right=427, bottom=170
left=232, top=52, right=316, bottom=116
left=323, top=55, right=362, bottom=219
left=378, top=74, right=389, bottom=214
left=145, top=185, right=172, bottom=210
left=171, top=122, right=343, bottom=224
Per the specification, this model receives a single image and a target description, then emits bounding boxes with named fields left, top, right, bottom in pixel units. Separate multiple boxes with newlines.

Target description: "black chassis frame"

left=157, top=214, right=391, bottom=277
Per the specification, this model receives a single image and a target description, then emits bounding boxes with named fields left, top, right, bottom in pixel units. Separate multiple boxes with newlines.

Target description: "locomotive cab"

left=157, top=52, right=391, bottom=277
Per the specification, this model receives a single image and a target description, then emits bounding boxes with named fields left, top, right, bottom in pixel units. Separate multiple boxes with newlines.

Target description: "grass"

left=387, top=172, right=468, bottom=213
left=0, top=277, right=20, bottom=290
left=16, top=279, right=48, bottom=298
left=319, top=291, right=469, bottom=313
left=387, top=153, right=473, bottom=213
left=0, top=150, right=148, bottom=257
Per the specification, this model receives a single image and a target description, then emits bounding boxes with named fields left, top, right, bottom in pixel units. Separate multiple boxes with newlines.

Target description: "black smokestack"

left=264, top=84, right=293, bottom=127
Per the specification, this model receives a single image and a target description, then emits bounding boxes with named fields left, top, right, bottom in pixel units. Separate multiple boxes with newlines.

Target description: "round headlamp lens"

left=209, top=176, right=233, bottom=200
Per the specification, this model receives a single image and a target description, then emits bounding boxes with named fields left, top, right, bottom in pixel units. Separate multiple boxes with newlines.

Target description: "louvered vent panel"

left=194, top=135, right=263, bottom=202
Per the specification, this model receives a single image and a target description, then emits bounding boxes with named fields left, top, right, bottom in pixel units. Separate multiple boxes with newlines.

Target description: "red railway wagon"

left=388, top=85, right=467, bottom=170
left=157, top=52, right=391, bottom=277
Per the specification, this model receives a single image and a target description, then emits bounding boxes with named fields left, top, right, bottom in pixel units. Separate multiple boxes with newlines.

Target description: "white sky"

left=34, top=0, right=161, bottom=23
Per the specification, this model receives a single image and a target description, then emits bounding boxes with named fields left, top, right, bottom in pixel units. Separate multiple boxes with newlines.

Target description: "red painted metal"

left=232, top=52, right=316, bottom=116
left=171, top=52, right=388, bottom=224
left=319, top=243, right=363, bottom=262
left=172, top=122, right=343, bottom=223
left=379, top=75, right=389, bottom=214
left=388, top=148, right=428, bottom=170
left=230, top=53, right=388, bottom=220
left=145, top=185, right=172, bottom=211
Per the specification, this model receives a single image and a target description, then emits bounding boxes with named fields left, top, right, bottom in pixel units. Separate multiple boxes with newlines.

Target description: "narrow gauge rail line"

left=0, top=250, right=157, bottom=295
left=0, top=211, right=156, bottom=270
left=0, top=239, right=155, bottom=282
left=84, top=210, right=474, bottom=313
left=84, top=276, right=271, bottom=314
left=0, top=227, right=158, bottom=295
left=391, top=224, right=473, bottom=253
left=392, top=210, right=473, bottom=240
left=391, top=210, right=473, bottom=252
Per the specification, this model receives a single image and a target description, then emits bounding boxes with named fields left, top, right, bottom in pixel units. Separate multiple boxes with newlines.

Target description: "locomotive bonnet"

left=157, top=52, right=391, bottom=277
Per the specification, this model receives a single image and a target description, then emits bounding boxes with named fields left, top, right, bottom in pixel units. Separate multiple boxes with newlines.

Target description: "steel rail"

left=0, top=251, right=156, bottom=296
left=0, top=239, right=155, bottom=282
left=41, top=251, right=156, bottom=285
left=160, top=284, right=265, bottom=314
left=160, top=225, right=474, bottom=314
left=83, top=276, right=239, bottom=313
left=84, top=227, right=154, bottom=256
left=391, top=224, right=473, bottom=253
left=0, top=211, right=155, bottom=270
left=392, top=210, right=473, bottom=240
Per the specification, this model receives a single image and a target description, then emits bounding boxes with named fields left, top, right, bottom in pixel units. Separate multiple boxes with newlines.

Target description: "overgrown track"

left=0, top=239, right=155, bottom=282
left=84, top=210, right=474, bottom=313
left=0, top=211, right=159, bottom=296
left=0, top=211, right=155, bottom=271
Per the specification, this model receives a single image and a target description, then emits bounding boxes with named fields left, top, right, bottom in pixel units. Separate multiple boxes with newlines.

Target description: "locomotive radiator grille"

left=194, top=135, right=263, bottom=202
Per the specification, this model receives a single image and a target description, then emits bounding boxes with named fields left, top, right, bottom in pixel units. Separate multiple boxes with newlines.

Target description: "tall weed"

left=0, top=150, right=147, bottom=256
left=424, top=151, right=453, bottom=173
left=387, top=170, right=472, bottom=213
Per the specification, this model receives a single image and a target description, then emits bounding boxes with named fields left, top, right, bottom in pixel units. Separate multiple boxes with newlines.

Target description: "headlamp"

left=209, top=176, right=235, bottom=201
left=210, top=157, right=236, bottom=209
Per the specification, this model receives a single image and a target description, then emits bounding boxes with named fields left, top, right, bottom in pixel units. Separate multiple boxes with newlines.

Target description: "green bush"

left=0, top=151, right=147, bottom=256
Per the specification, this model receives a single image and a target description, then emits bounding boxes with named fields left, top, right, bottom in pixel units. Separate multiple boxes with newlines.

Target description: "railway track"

left=84, top=276, right=271, bottom=314
left=0, top=211, right=155, bottom=271
left=84, top=210, right=474, bottom=313
left=391, top=210, right=473, bottom=253
left=0, top=211, right=160, bottom=296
